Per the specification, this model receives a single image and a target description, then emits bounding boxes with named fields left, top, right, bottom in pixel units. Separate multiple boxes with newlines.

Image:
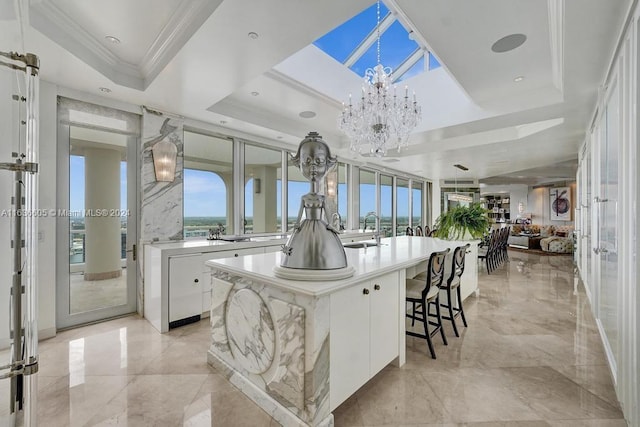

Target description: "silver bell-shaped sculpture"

left=279, top=132, right=348, bottom=270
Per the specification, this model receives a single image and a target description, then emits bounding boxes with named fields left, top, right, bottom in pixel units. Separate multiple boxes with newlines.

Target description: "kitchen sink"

left=343, top=241, right=380, bottom=249
left=219, top=236, right=252, bottom=242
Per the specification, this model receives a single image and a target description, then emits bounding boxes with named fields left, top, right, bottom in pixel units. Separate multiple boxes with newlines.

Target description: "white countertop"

left=146, top=230, right=375, bottom=254
left=205, top=236, right=478, bottom=297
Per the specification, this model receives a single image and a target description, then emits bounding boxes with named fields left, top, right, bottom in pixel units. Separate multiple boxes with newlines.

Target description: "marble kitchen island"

left=205, top=236, right=479, bottom=426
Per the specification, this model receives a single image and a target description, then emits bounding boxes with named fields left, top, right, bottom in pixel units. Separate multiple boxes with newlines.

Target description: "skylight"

left=313, top=1, right=440, bottom=82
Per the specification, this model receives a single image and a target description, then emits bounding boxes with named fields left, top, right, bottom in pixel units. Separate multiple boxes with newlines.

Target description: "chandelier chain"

left=376, top=0, right=381, bottom=66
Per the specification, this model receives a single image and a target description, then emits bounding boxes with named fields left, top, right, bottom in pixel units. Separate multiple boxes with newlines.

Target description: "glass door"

left=596, top=81, right=620, bottom=373
left=56, top=99, right=139, bottom=329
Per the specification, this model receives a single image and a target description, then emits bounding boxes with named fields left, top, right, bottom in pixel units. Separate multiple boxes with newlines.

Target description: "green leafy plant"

left=433, top=203, right=490, bottom=240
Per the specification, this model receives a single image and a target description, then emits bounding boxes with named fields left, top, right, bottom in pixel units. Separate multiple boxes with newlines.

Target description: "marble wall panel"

left=140, top=110, right=183, bottom=242
left=208, top=270, right=328, bottom=425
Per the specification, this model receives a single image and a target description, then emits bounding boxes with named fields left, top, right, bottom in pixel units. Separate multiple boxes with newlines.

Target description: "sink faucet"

left=331, top=212, right=343, bottom=232
left=207, top=223, right=225, bottom=240
left=364, top=211, right=381, bottom=245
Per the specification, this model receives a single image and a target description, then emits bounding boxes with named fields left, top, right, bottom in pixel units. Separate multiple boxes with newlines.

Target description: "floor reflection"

left=32, top=249, right=625, bottom=426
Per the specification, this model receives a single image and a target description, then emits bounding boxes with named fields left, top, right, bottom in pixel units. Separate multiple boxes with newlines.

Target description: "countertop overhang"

left=205, top=236, right=479, bottom=297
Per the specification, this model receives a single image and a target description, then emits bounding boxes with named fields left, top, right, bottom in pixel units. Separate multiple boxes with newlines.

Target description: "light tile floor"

left=32, top=250, right=626, bottom=426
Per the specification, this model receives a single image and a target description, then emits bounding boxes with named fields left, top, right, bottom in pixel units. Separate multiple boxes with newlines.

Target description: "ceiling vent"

left=440, top=179, right=479, bottom=187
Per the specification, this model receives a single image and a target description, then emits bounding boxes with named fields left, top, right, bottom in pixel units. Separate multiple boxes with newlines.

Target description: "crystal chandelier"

left=338, top=0, right=421, bottom=157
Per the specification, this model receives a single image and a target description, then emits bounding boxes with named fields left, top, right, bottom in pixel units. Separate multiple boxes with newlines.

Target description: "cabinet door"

left=169, top=255, right=203, bottom=322
left=460, top=243, right=478, bottom=301
left=330, top=282, right=370, bottom=411
left=369, top=272, right=399, bottom=375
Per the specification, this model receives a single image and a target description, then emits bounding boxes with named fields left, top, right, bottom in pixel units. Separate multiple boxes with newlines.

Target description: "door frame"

left=56, top=98, right=140, bottom=329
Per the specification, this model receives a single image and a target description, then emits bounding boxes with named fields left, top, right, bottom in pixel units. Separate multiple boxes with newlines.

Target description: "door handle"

left=125, top=244, right=137, bottom=261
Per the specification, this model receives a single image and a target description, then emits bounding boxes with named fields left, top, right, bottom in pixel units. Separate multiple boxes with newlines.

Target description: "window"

left=412, top=181, right=423, bottom=230
left=183, top=131, right=233, bottom=237
left=287, top=154, right=307, bottom=231
left=380, top=174, right=393, bottom=237
left=244, top=144, right=282, bottom=233
left=359, top=169, right=376, bottom=230
left=396, top=178, right=409, bottom=235
left=337, top=163, right=348, bottom=227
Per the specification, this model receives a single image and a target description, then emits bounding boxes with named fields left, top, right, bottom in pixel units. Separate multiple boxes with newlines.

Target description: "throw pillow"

left=512, top=225, right=522, bottom=234
left=540, top=225, right=554, bottom=237
left=555, top=231, right=567, bottom=237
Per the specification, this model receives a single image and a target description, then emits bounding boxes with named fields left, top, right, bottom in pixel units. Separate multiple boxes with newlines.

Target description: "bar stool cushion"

left=406, top=278, right=439, bottom=300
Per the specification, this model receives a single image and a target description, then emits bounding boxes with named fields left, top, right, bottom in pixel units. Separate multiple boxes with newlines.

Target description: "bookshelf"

left=482, top=194, right=510, bottom=223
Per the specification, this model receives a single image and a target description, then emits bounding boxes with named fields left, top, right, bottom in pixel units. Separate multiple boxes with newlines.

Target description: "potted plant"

left=433, top=203, right=490, bottom=240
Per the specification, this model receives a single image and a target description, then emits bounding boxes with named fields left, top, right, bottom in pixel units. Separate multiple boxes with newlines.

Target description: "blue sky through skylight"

left=313, top=1, right=439, bottom=81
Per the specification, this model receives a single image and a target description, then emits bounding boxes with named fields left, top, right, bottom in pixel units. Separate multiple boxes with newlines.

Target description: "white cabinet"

left=329, top=271, right=399, bottom=410
left=460, top=243, right=478, bottom=300
left=169, top=255, right=203, bottom=325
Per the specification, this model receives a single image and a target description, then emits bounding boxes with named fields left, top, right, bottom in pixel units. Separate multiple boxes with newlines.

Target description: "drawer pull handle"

left=374, top=284, right=380, bottom=291
left=363, top=288, right=370, bottom=295
left=194, top=279, right=199, bottom=283
left=234, top=253, right=239, bottom=257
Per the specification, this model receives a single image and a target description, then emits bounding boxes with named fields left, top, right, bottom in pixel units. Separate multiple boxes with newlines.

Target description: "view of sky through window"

left=313, top=1, right=440, bottom=82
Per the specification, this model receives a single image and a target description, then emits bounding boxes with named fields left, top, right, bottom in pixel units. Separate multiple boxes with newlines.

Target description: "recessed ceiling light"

left=491, top=33, right=526, bottom=53
left=514, top=76, right=524, bottom=82
left=248, top=32, right=259, bottom=40
left=99, top=87, right=111, bottom=93
left=250, top=91, right=259, bottom=96
left=299, top=111, right=316, bottom=119
left=104, top=35, right=121, bottom=44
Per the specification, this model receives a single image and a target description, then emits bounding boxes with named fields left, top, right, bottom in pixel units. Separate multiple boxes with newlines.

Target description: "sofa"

left=539, top=225, right=574, bottom=253
left=508, top=224, right=574, bottom=253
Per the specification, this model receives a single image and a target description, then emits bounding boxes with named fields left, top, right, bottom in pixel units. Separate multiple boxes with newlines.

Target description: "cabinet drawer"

left=200, top=247, right=264, bottom=271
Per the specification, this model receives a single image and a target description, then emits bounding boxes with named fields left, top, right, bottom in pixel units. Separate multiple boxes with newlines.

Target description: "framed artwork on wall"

left=549, top=187, right=571, bottom=221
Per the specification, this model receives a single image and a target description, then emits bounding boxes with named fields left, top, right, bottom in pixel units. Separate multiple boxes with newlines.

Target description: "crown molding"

left=29, top=0, right=218, bottom=90
left=139, top=0, right=222, bottom=87
left=30, top=0, right=142, bottom=89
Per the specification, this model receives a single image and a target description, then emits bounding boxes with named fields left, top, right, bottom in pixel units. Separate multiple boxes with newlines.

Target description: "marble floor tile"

left=30, top=249, right=626, bottom=426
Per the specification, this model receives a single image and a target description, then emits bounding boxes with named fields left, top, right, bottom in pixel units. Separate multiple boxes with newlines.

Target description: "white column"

left=252, top=166, right=277, bottom=232
left=84, top=147, right=122, bottom=280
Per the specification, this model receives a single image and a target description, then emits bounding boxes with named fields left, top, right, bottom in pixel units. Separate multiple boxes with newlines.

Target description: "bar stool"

left=405, top=248, right=449, bottom=359
left=441, top=244, right=470, bottom=337
left=406, top=226, right=414, bottom=236
left=415, top=225, right=424, bottom=236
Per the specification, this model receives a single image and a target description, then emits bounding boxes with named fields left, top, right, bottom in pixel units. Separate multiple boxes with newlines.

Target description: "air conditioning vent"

left=442, top=179, right=477, bottom=186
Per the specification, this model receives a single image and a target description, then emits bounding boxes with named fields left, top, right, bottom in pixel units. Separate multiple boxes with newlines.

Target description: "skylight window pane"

left=350, top=20, right=420, bottom=77
left=428, top=52, right=441, bottom=70
left=313, top=3, right=382, bottom=64
left=395, top=56, right=425, bottom=83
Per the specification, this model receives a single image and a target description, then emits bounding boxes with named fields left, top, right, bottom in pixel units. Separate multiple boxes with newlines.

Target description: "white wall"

left=37, top=81, right=57, bottom=339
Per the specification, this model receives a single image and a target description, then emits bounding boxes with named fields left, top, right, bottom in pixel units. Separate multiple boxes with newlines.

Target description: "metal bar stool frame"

left=405, top=248, right=450, bottom=359
left=440, top=244, right=470, bottom=337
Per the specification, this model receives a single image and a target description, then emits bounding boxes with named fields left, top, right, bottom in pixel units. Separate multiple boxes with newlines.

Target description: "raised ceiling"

left=0, top=0, right=630, bottom=183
